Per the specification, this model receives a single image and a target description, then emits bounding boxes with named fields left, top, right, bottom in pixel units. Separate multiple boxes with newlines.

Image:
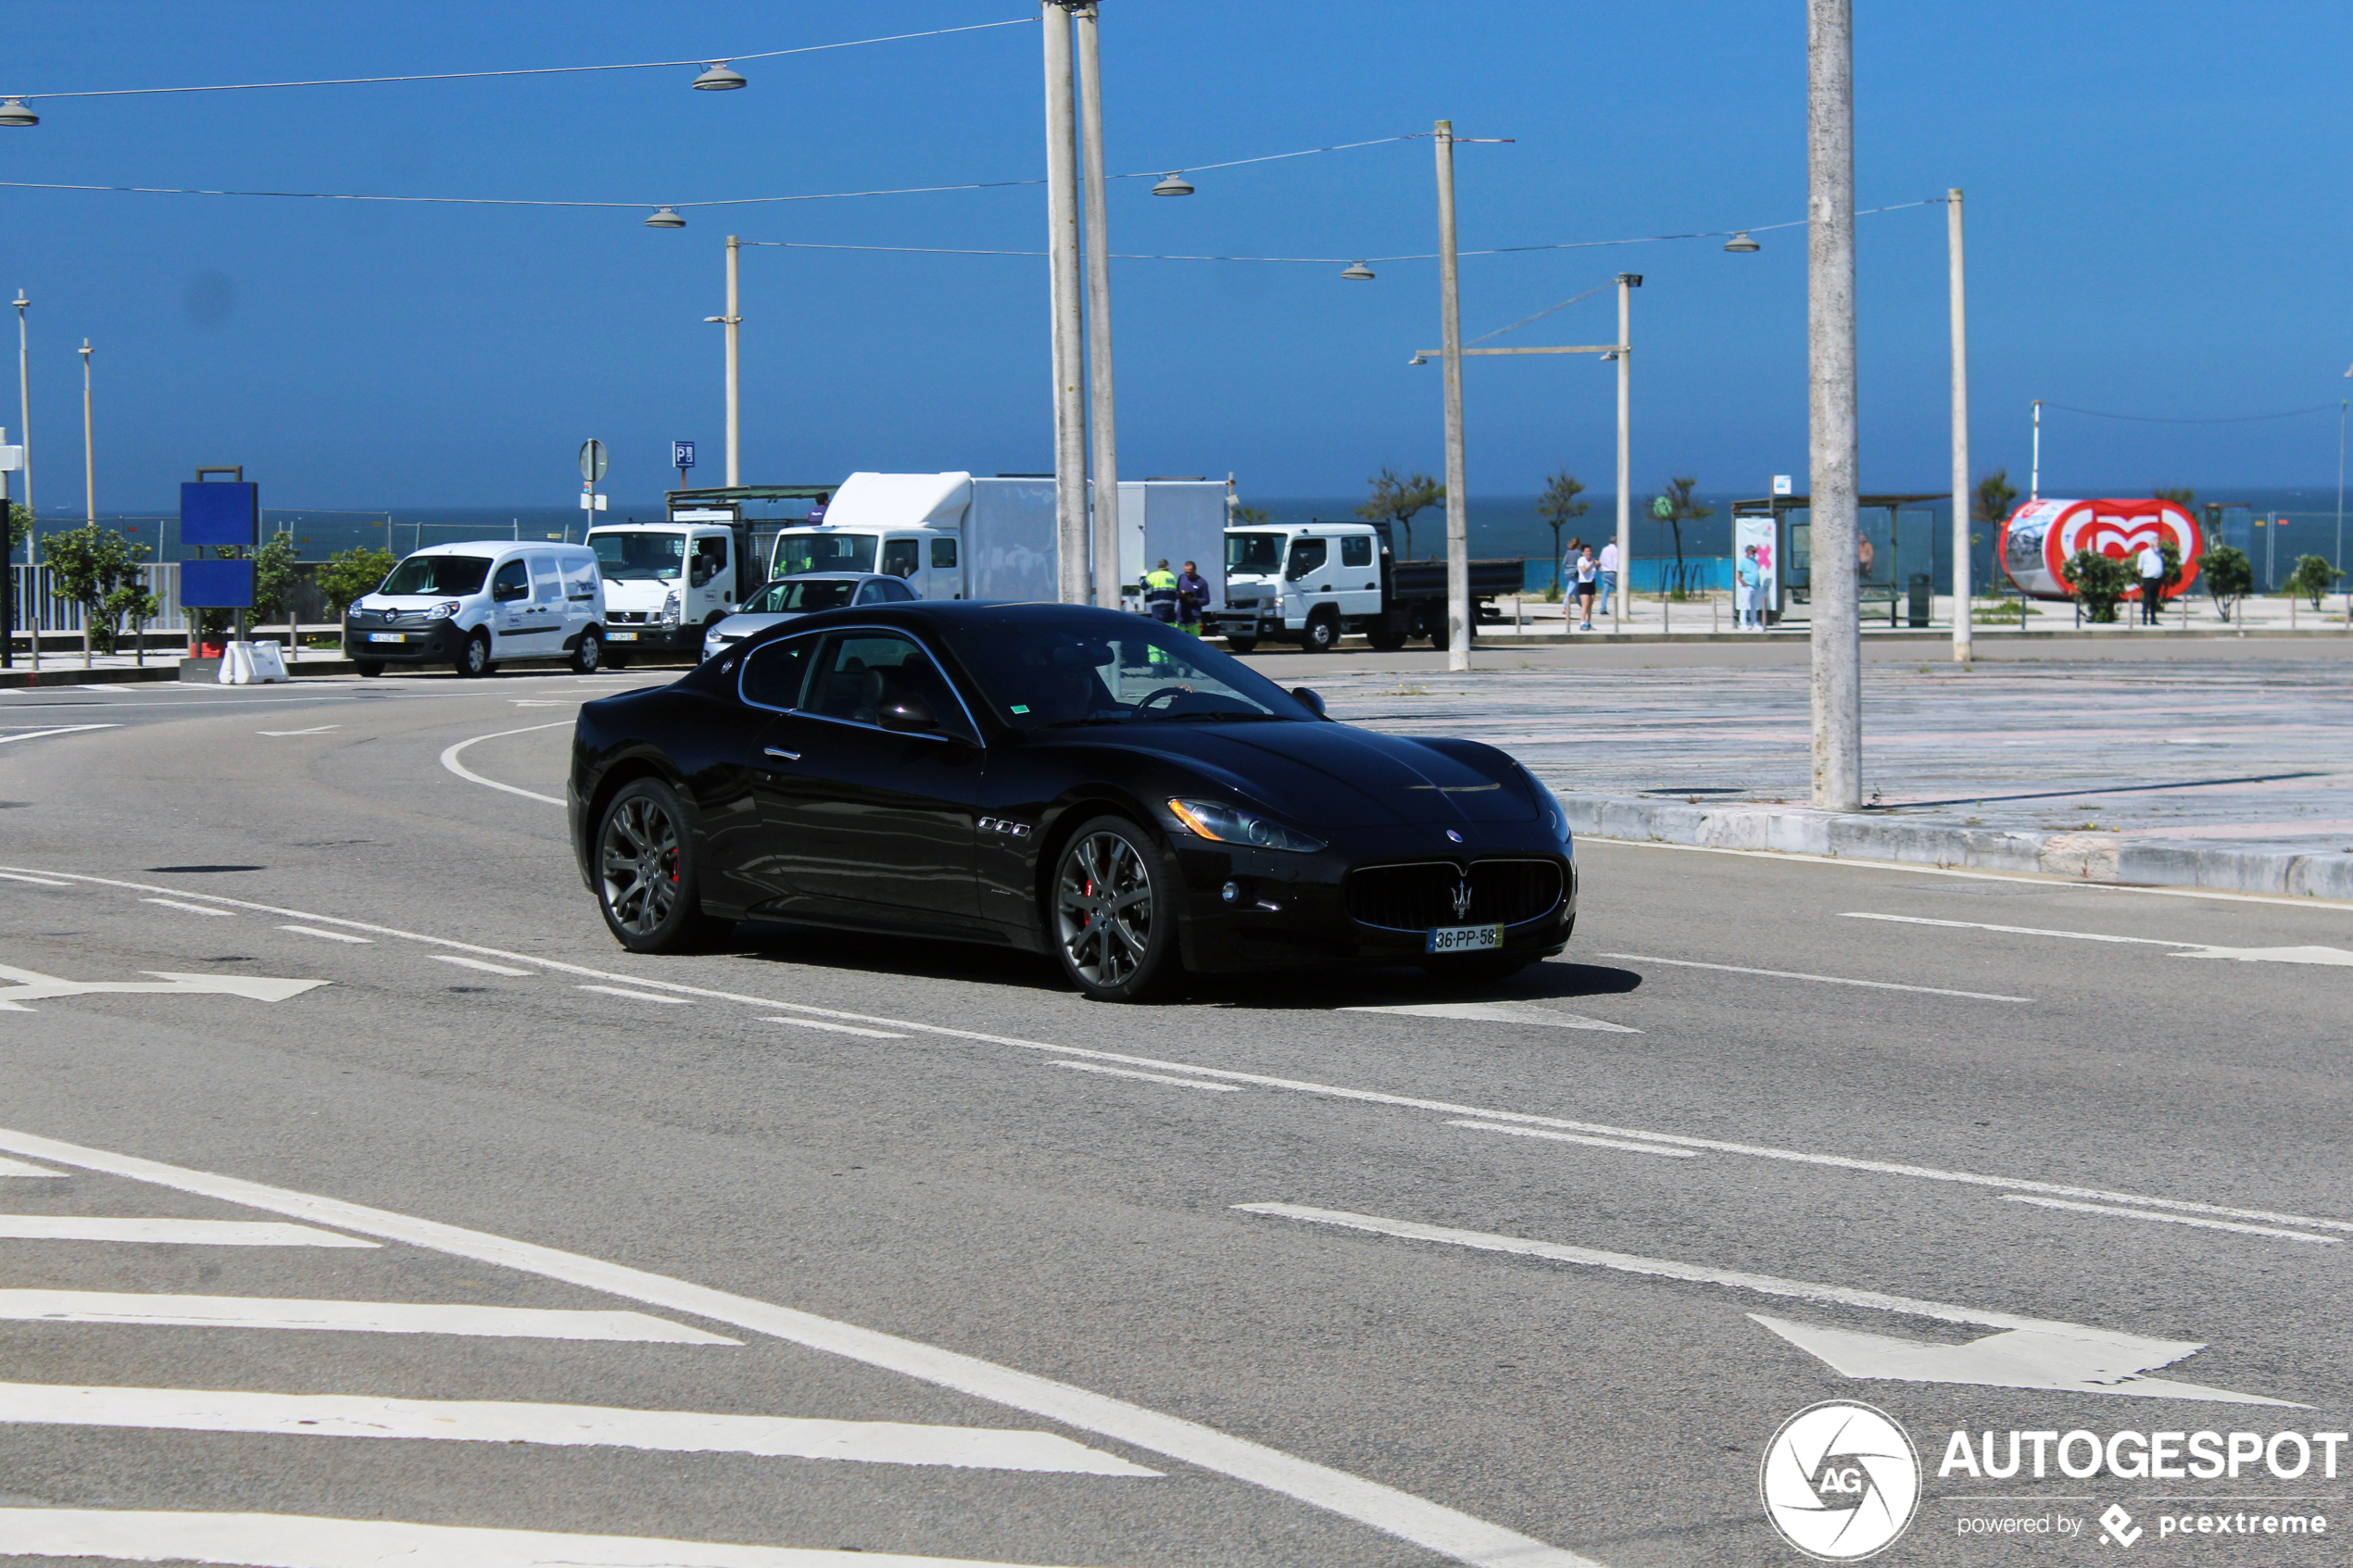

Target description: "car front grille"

left=1345, top=859, right=1565, bottom=932
left=610, top=610, right=649, bottom=624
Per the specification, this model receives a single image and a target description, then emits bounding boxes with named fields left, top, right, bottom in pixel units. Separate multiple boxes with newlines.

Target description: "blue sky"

left=3, top=1, right=2347, bottom=512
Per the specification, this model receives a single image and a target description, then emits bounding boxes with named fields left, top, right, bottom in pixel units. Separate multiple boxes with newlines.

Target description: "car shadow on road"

left=726, top=921, right=1071, bottom=995
left=1172, top=960, right=1642, bottom=1011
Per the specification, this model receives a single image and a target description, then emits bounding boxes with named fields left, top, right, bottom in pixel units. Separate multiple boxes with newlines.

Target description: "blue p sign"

left=673, top=441, right=696, bottom=470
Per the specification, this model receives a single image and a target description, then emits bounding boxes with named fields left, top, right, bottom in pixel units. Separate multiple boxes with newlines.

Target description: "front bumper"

left=1205, top=609, right=1291, bottom=639
left=343, top=620, right=465, bottom=663
left=602, top=621, right=697, bottom=654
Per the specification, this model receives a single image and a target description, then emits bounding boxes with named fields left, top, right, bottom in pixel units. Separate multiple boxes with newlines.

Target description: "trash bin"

left=1907, top=573, right=1931, bottom=628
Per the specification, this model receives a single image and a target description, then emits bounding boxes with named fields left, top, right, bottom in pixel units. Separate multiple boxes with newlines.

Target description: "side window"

left=885, top=577, right=916, bottom=600
left=1340, top=536, right=1373, bottom=568
left=806, top=631, right=973, bottom=741
left=930, top=537, right=958, bottom=570
left=563, top=557, right=599, bottom=601
left=692, top=535, right=727, bottom=585
left=529, top=555, right=560, bottom=601
left=1285, top=538, right=1327, bottom=580
left=880, top=538, right=921, bottom=579
left=491, top=559, right=529, bottom=602
left=854, top=581, right=885, bottom=605
left=739, top=635, right=815, bottom=710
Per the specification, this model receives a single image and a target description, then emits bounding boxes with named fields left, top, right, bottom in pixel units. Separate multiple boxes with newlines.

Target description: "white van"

left=342, top=541, right=607, bottom=677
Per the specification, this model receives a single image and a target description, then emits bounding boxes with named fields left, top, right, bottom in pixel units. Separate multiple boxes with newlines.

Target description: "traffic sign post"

left=181, top=468, right=258, bottom=653
left=579, top=439, right=610, bottom=520
left=673, top=439, right=696, bottom=494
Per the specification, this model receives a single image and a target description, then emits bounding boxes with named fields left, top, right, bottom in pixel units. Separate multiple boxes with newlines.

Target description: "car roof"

left=769, top=571, right=887, bottom=583
left=733, top=600, right=1140, bottom=646
left=403, top=540, right=590, bottom=558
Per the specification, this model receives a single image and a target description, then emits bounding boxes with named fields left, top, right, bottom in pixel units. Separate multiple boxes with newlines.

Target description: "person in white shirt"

left=2137, top=542, right=2166, bottom=624
left=1597, top=539, right=1620, bottom=618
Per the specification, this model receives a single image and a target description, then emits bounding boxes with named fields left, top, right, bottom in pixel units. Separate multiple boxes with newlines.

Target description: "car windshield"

left=591, top=532, right=686, bottom=582
left=379, top=554, right=491, bottom=596
left=1226, top=532, right=1282, bottom=573
left=774, top=532, right=877, bottom=576
left=944, top=618, right=1313, bottom=732
left=746, top=579, right=858, bottom=614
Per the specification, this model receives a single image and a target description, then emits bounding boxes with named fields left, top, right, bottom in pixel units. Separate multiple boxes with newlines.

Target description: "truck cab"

left=1214, top=521, right=1387, bottom=652
left=584, top=517, right=752, bottom=662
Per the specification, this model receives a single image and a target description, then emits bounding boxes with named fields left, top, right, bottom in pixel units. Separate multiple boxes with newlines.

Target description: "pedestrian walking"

left=1143, top=558, right=1179, bottom=623
left=1176, top=559, right=1209, bottom=633
left=1597, top=538, right=1619, bottom=618
left=2137, top=541, right=2166, bottom=624
left=1574, top=545, right=1599, bottom=630
left=1559, top=537, right=1582, bottom=604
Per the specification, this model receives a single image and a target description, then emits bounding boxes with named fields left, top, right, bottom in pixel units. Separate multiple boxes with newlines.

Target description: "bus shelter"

left=1730, top=493, right=1943, bottom=625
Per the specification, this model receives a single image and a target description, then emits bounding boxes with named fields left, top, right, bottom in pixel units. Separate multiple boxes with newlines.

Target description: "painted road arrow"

left=0, top=965, right=328, bottom=1012
left=1748, top=1314, right=2301, bottom=1405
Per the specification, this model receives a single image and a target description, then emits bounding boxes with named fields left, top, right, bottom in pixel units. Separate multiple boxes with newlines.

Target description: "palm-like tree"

left=1536, top=471, right=1589, bottom=587
left=1356, top=468, right=1444, bottom=560
left=1650, top=475, right=1710, bottom=596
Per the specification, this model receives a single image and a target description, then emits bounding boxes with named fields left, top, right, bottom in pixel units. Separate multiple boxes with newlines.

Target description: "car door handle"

left=763, top=747, right=800, bottom=762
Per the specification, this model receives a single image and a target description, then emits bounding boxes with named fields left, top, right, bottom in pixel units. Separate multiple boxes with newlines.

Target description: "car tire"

left=1419, top=952, right=1535, bottom=985
left=1300, top=609, right=1340, bottom=653
left=594, top=777, right=729, bottom=954
left=569, top=630, right=602, bottom=674
left=1366, top=623, right=1408, bottom=652
left=605, top=652, right=629, bottom=669
left=354, top=659, right=384, bottom=678
left=1224, top=634, right=1258, bottom=654
left=1425, top=616, right=1450, bottom=651
left=1051, top=815, right=1179, bottom=1003
left=456, top=629, right=492, bottom=678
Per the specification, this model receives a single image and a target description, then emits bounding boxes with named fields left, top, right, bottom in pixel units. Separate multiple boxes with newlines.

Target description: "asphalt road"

left=1, top=665, right=2348, bottom=1568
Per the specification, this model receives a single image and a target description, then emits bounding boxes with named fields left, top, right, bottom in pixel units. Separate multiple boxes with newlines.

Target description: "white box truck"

left=765, top=471, right=1229, bottom=612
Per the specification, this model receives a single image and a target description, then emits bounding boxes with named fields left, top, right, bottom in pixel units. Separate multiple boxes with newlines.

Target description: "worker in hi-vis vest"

left=1144, top=559, right=1179, bottom=623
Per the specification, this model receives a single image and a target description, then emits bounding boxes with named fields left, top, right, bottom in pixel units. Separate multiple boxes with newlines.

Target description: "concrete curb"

left=0, top=659, right=357, bottom=689
left=1554, top=791, right=2353, bottom=901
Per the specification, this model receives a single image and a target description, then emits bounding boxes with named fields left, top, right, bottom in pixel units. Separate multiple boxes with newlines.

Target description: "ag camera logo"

left=1761, top=1400, right=1921, bottom=1561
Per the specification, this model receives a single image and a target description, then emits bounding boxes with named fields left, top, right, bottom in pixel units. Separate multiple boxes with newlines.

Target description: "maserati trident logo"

left=1444, top=828, right=1465, bottom=844
left=1450, top=881, right=1473, bottom=921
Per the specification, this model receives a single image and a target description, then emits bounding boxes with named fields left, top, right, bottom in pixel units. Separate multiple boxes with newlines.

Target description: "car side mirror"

left=493, top=581, right=526, bottom=602
left=1290, top=686, right=1327, bottom=718
left=878, top=693, right=939, bottom=734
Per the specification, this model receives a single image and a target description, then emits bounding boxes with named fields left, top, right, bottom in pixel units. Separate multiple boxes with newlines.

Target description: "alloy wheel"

left=599, top=794, right=681, bottom=936
left=1056, top=830, right=1155, bottom=989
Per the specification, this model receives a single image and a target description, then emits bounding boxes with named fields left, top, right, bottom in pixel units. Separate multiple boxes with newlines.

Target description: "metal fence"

left=8, top=563, right=192, bottom=634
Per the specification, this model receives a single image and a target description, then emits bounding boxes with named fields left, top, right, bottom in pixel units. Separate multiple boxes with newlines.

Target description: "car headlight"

left=661, top=588, right=682, bottom=626
left=1167, top=797, right=1325, bottom=854
left=425, top=601, right=459, bottom=621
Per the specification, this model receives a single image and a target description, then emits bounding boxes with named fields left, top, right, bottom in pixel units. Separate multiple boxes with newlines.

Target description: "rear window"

left=381, top=555, right=491, bottom=596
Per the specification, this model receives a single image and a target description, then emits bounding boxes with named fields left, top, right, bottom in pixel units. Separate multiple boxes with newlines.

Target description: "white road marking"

left=257, top=725, right=339, bottom=736
left=2172, top=943, right=2353, bottom=967
left=439, top=721, right=572, bottom=806
left=1601, top=950, right=2033, bottom=1002
left=0, top=724, right=118, bottom=746
left=141, top=897, right=236, bottom=917
left=1053, top=1061, right=1245, bottom=1092
left=0, top=1217, right=378, bottom=1248
left=1238, top=1203, right=2294, bottom=1406
left=430, top=953, right=535, bottom=976
left=0, top=1509, right=1071, bottom=1567
left=0, top=1383, right=1159, bottom=1474
left=0, top=1126, right=1602, bottom=1568
left=0, top=1159, right=64, bottom=1178
left=277, top=924, right=372, bottom=944
left=0, top=1290, right=739, bottom=1343
left=509, top=698, right=573, bottom=707
left=1448, top=1121, right=1698, bottom=1158
left=1344, top=1000, right=1639, bottom=1032
left=19, top=866, right=2344, bottom=1241
left=2001, top=1194, right=2338, bottom=1243
left=580, top=985, right=692, bottom=1005
left=0, top=966, right=329, bottom=1011
left=0, top=872, right=71, bottom=887
left=762, top=1015, right=907, bottom=1039
left=1843, top=912, right=2353, bottom=967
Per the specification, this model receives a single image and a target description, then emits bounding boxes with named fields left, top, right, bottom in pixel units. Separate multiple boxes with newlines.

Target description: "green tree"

left=1355, top=468, right=1444, bottom=560
left=2284, top=553, right=2344, bottom=610
left=319, top=545, right=396, bottom=618
left=3, top=499, right=25, bottom=557
left=1649, top=475, right=1711, bottom=596
left=1231, top=504, right=1271, bottom=529
left=42, top=522, right=148, bottom=665
left=1972, top=470, right=2019, bottom=528
left=2196, top=545, right=2252, bottom=622
left=2062, top=548, right=2132, bottom=622
left=1535, top=471, right=1589, bottom=592
left=2152, top=486, right=2196, bottom=508
left=252, top=533, right=302, bottom=646
left=105, top=577, right=159, bottom=666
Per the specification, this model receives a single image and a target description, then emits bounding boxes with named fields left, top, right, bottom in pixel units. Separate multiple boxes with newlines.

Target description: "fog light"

left=1220, top=881, right=1239, bottom=903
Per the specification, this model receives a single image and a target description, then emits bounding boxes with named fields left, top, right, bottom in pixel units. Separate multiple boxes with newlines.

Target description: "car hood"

left=711, top=611, right=801, bottom=637
left=1070, top=721, right=1539, bottom=828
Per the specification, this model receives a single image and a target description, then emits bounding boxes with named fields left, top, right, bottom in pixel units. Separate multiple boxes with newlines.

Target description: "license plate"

left=607, top=632, right=638, bottom=642
left=365, top=633, right=408, bottom=643
left=1426, top=923, right=1504, bottom=954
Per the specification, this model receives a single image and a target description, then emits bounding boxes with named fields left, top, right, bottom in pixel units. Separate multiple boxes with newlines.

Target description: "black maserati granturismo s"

left=568, top=602, right=1576, bottom=1001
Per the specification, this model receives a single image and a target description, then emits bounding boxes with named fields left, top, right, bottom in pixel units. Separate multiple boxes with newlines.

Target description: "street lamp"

left=1151, top=172, right=1194, bottom=196
left=1340, top=260, right=1376, bottom=281
left=0, top=99, right=36, bottom=128
left=1723, top=232, right=1760, bottom=252
left=645, top=207, right=686, bottom=228
left=692, top=62, right=747, bottom=91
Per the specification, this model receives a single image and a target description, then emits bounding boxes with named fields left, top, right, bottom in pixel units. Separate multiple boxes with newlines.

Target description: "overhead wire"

left=2039, top=402, right=2339, bottom=425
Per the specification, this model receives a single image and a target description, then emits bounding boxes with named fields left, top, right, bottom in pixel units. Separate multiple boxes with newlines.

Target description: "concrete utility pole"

left=1614, top=274, right=1638, bottom=632
left=79, top=340, right=93, bottom=524
left=1434, top=119, right=1470, bottom=672
left=1073, top=1, right=1119, bottom=609
left=14, top=292, right=32, bottom=672
left=1948, top=188, right=1970, bottom=664
left=721, top=237, right=742, bottom=487
left=1806, top=0, right=1861, bottom=811
left=1041, top=1, right=1088, bottom=605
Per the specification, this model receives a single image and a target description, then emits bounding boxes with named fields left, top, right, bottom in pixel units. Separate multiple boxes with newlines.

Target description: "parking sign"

left=673, top=441, right=696, bottom=470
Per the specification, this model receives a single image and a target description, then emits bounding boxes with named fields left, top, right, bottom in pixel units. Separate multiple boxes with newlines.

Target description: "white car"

left=343, top=542, right=607, bottom=678
left=701, top=572, right=918, bottom=661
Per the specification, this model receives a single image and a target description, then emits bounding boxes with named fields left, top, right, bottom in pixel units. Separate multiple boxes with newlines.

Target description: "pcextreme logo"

left=1761, top=1400, right=1922, bottom=1561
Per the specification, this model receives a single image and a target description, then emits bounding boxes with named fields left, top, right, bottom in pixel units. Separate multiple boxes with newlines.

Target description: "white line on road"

left=580, top=984, right=693, bottom=1005
left=0, top=1383, right=1159, bottom=1474
left=430, top=953, right=535, bottom=976
left=1448, top=1121, right=1698, bottom=1158
left=2001, top=1195, right=2338, bottom=1244
left=439, top=721, right=572, bottom=806
left=1841, top=912, right=2353, bottom=967
left=0, top=1510, right=1070, bottom=1567
left=0, top=1290, right=739, bottom=1343
left=0, top=1159, right=64, bottom=1178
left=0, top=872, right=72, bottom=887
left=762, top=1015, right=907, bottom=1039
left=277, top=925, right=371, bottom=944
left=1344, top=1000, right=1640, bottom=1032
left=1053, top=1061, right=1245, bottom=1092
left=1600, top=951, right=2033, bottom=1002
left=140, top=897, right=235, bottom=917
left=257, top=725, right=340, bottom=736
left=0, top=1125, right=1604, bottom=1568
left=0, top=1217, right=378, bottom=1248
left=0, top=724, right=118, bottom=746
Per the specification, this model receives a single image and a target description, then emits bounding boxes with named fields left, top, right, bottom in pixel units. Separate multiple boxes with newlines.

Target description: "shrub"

left=2197, top=545, right=2253, bottom=621
left=2061, top=548, right=2132, bottom=622
left=2284, top=554, right=2343, bottom=610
